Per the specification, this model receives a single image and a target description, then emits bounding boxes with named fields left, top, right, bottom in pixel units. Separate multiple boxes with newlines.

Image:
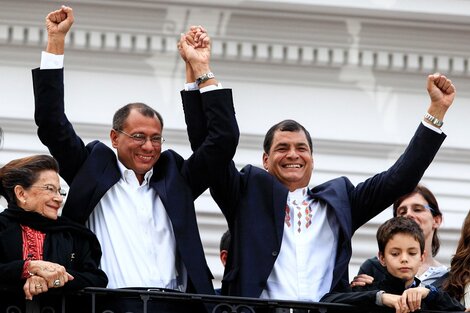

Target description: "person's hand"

left=427, top=73, right=455, bottom=109
left=350, top=274, right=374, bottom=287
left=178, top=26, right=207, bottom=63
left=28, top=260, right=74, bottom=288
left=400, top=287, right=428, bottom=312
left=46, top=6, right=74, bottom=38
left=382, top=293, right=410, bottom=313
left=23, top=275, right=48, bottom=300
left=45, top=6, right=74, bottom=54
left=179, top=26, right=211, bottom=76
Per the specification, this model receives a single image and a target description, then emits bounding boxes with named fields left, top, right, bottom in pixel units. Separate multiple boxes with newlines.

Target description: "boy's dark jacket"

left=321, top=272, right=464, bottom=311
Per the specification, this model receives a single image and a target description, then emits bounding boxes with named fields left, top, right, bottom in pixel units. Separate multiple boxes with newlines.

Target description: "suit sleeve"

left=180, top=89, right=239, bottom=200
left=349, top=124, right=446, bottom=230
left=320, top=289, right=379, bottom=307
left=32, top=68, right=90, bottom=185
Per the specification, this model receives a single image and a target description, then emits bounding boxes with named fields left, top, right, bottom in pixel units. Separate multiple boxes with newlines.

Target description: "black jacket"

left=0, top=204, right=108, bottom=311
left=321, top=272, right=464, bottom=311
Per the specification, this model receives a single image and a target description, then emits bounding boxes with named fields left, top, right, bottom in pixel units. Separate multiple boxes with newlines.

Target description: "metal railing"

left=0, top=287, right=464, bottom=313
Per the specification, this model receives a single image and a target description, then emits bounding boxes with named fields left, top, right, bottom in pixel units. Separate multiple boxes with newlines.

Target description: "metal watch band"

left=195, top=72, right=215, bottom=86
left=424, top=112, right=443, bottom=127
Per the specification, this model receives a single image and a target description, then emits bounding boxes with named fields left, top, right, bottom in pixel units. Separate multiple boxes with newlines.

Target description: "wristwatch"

left=424, top=112, right=443, bottom=127
left=195, top=72, right=215, bottom=86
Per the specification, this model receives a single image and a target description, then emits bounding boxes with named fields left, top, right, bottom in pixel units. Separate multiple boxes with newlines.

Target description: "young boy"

left=321, top=216, right=464, bottom=312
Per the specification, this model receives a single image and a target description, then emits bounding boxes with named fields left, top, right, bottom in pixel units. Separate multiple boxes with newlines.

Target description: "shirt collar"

left=116, top=159, right=154, bottom=186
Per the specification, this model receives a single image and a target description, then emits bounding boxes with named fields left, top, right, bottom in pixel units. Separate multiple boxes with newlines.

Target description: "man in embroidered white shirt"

left=32, top=6, right=238, bottom=307
left=183, top=64, right=455, bottom=302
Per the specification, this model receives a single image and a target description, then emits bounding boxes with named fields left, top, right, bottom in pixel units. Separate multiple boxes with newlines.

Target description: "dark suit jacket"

left=32, top=68, right=239, bottom=295
left=182, top=92, right=446, bottom=298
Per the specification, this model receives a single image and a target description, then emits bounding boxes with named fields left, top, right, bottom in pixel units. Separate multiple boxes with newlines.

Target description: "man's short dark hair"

left=219, top=230, right=231, bottom=252
left=376, top=216, right=425, bottom=255
left=112, top=102, right=164, bottom=131
left=263, top=120, right=313, bottom=154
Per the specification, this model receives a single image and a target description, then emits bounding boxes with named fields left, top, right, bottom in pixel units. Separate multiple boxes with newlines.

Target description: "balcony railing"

left=0, top=287, right=464, bottom=313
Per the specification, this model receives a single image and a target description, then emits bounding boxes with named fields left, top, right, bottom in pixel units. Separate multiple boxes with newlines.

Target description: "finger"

left=23, top=280, right=33, bottom=300
left=444, top=83, right=456, bottom=94
left=434, top=75, right=448, bottom=89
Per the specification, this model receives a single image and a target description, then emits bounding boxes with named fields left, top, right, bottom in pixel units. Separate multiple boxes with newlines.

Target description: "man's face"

left=262, top=130, right=313, bottom=191
left=379, top=233, right=424, bottom=287
left=111, top=109, right=163, bottom=182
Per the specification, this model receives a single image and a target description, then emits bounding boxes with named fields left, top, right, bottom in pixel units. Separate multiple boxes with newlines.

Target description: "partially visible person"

left=352, top=185, right=447, bottom=288
left=321, top=217, right=464, bottom=313
left=0, top=126, right=3, bottom=149
left=0, top=155, right=107, bottom=312
left=0, top=126, right=4, bottom=212
left=219, top=229, right=230, bottom=268
left=215, top=230, right=230, bottom=295
left=443, top=210, right=470, bottom=310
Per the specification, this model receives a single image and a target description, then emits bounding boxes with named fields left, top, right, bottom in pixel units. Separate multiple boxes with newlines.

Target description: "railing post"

left=25, top=299, right=40, bottom=313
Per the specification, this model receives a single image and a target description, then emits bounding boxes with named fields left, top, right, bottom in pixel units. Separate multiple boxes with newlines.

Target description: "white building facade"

left=1, top=0, right=470, bottom=288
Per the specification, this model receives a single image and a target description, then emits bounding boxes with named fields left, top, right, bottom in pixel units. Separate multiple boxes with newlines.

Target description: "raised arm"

left=178, top=26, right=239, bottom=198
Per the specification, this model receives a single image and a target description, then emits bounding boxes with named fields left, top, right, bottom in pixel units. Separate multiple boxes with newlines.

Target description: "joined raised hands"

left=178, top=25, right=211, bottom=76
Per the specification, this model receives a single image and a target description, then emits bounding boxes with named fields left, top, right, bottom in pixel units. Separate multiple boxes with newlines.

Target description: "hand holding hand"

left=23, top=275, right=48, bottom=300
left=400, top=287, right=428, bottom=312
left=382, top=293, right=410, bottom=313
left=28, top=260, right=74, bottom=289
left=179, top=26, right=211, bottom=77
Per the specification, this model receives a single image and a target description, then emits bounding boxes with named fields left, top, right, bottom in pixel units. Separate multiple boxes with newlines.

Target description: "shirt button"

left=272, top=251, right=278, bottom=257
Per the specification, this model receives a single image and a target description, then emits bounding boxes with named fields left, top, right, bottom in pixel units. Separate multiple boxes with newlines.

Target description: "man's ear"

left=378, top=252, right=386, bottom=267
left=110, top=129, right=119, bottom=149
left=262, top=152, right=269, bottom=171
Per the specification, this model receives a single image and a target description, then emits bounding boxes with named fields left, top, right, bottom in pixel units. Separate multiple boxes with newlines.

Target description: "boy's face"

left=378, top=233, right=424, bottom=287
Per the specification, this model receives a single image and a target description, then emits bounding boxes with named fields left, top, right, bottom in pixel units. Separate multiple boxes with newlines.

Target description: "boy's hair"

left=376, top=216, right=425, bottom=254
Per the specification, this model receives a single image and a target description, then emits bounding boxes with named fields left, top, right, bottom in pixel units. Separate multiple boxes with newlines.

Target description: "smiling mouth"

left=137, top=155, right=153, bottom=161
left=284, top=164, right=302, bottom=168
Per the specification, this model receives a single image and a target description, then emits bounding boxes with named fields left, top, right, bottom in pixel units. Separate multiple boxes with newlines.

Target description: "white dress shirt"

left=87, top=161, right=186, bottom=289
left=260, top=187, right=339, bottom=302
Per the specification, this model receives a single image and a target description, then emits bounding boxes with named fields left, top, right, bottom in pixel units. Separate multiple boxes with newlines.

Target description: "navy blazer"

left=182, top=91, right=446, bottom=299
left=32, top=68, right=239, bottom=295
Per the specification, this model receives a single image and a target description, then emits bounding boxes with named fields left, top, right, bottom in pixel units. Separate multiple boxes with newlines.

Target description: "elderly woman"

left=0, top=155, right=107, bottom=311
left=351, top=184, right=447, bottom=288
